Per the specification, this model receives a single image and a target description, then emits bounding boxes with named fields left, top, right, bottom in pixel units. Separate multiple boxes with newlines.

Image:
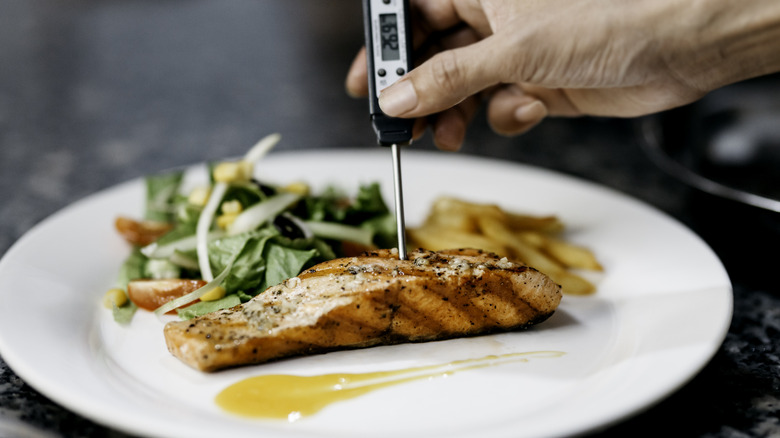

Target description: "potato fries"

left=407, top=197, right=602, bottom=295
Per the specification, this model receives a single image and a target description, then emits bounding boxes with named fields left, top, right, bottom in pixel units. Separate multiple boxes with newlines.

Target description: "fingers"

left=412, top=0, right=461, bottom=31
left=347, top=0, right=484, bottom=100
left=412, top=0, right=490, bottom=36
left=486, top=84, right=588, bottom=136
left=487, top=86, right=547, bottom=136
left=431, top=92, right=481, bottom=150
left=379, top=35, right=506, bottom=118
left=345, top=46, right=369, bottom=98
left=408, top=21, right=485, bottom=150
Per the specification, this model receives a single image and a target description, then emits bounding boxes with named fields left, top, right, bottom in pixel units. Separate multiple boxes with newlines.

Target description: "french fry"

left=545, top=270, right=596, bottom=295
left=408, top=226, right=509, bottom=256
left=478, top=216, right=563, bottom=274
left=542, top=237, right=604, bottom=271
left=478, top=216, right=597, bottom=295
left=424, top=206, right=477, bottom=232
left=429, top=197, right=505, bottom=223
left=506, top=214, right=565, bottom=234
left=433, top=197, right=564, bottom=232
left=515, top=230, right=547, bottom=248
left=407, top=196, right=602, bottom=295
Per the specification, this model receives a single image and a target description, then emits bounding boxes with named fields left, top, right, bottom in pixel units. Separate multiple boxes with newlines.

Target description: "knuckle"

left=430, top=51, right=466, bottom=97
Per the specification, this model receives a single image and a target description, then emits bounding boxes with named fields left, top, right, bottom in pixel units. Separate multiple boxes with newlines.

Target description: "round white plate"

left=0, top=150, right=732, bottom=438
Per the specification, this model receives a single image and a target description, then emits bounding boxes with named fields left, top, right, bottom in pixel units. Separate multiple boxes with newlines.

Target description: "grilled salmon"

left=163, top=248, right=562, bottom=372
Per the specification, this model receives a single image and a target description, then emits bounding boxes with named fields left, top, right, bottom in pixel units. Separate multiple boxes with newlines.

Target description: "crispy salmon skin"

left=163, top=248, right=562, bottom=371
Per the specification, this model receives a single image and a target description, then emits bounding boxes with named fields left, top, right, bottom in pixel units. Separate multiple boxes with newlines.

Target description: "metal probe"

left=390, top=143, right=407, bottom=259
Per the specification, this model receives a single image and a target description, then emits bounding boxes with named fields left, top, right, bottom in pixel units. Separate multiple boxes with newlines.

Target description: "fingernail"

left=379, top=80, right=418, bottom=116
left=514, top=100, right=547, bottom=123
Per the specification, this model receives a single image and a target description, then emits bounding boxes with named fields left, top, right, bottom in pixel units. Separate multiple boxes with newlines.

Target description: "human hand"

left=346, top=0, right=780, bottom=150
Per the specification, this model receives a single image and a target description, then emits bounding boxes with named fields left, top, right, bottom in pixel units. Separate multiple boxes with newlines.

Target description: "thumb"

left=378, top=37, right=507, bottom=118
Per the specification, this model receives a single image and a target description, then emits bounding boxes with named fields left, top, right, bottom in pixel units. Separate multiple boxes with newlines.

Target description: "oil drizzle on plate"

left=216, top=350, right=564, bottom=421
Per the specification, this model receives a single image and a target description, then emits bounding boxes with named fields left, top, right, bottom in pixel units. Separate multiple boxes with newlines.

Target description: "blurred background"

left=1, top=0, right=678, bottom=253
left=1, top=1, right=778, bottom=437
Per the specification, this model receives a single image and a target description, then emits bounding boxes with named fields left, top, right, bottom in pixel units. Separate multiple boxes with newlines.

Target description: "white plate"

left=0, top=150, right=732, bottom=438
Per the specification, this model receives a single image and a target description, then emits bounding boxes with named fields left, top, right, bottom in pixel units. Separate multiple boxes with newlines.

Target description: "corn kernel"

left=188, top=186, right=211, bottom=206
left=239, top=160, right=253, bottom=179
left=213, top=160, right=253, bottom=183
left=216, top=213, right=238, bottom=229
left=221, top=200, right=243, bottom=215
left=213, top=162, right=241, bottom=182
left=200, top=286, right=226, bottom=302
left=103, top=288, right=128, bottom=309
left=283, top=181, right=310, bottom=196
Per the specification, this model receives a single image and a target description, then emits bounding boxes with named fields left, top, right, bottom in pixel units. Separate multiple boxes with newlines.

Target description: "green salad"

left=106, top=134, right=396, bottom=324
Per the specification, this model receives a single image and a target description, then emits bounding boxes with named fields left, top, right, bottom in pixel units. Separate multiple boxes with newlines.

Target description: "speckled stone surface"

left=1, top=1, right=779, bottom=437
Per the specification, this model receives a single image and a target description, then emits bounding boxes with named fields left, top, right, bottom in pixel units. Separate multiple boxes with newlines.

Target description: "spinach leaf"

left=208, top=228, right=278, bottom=293
left=259, top=243, right=318, bottom=292
left=349, top=182, right=389, bottom=221
left=297, top=183, right=389, bottom=225
left=223, top=182, right=272, bottom=209
left=206, top=226, right=333, bottom=297
left=361, top=212, right=397, bottom=249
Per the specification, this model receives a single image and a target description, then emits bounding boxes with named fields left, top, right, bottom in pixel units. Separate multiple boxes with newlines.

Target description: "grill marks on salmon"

left=163, top=248, right=562, bottom=372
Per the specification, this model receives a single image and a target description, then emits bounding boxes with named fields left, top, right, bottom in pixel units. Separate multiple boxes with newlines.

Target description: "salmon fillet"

left=163, top=248, right=562, bottom=372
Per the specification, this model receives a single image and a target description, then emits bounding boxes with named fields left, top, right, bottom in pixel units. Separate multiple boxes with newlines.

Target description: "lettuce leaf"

left=145, top=171, right=184, bottom=222
left=154, top=217, right=198, bottom=247
left=112, top=249, right=146, bottom=324
left=116, top=248, right=147, bottom=289
left=175, top=294, right=242, bottom=320
left=144, top=258, right=181, bottom=280
left=259, top=242, right=318, bottom=292
left=112, top=301, right=138, bottom=325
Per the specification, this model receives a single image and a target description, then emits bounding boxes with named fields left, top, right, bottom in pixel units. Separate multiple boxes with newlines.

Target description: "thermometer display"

left=379, top=13, right=400, bottom=61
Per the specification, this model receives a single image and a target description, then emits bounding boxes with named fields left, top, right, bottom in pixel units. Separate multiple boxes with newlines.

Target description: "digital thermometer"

left=362, top=0, right=414, bottom=146
left=362, top=0, right=414, bottom=259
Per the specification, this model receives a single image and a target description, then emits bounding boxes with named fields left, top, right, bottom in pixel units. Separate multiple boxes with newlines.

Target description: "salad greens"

left=112, top=134, right=395, bottom=323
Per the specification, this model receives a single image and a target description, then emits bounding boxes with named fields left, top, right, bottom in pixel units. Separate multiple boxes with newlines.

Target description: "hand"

left=346, top=0, right=780, bottom=150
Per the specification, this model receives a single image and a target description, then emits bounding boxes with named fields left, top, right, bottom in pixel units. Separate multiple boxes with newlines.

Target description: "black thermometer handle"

left=362, top=0, right=414, bottom=146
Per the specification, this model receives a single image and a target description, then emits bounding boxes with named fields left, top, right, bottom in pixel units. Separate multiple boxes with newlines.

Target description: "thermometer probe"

left=362, top=0, right=414, bottom=260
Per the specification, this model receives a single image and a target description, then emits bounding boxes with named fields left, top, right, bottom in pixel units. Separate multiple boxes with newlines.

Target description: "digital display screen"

left=379, top=13, right=400, bottom=61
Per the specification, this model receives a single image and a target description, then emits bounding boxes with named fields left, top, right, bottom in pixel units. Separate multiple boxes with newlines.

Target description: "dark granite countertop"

left=1, top=1, right=778, bottom=437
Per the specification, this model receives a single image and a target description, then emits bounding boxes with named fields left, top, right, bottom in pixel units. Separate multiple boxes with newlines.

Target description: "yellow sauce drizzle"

left=216, top=350, right=564, bottom=421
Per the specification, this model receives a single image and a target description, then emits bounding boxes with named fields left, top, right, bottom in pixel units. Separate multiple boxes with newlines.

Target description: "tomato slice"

left=115, top=217, right=173, bottom=247
left=127, top=279, right=207, bottom=312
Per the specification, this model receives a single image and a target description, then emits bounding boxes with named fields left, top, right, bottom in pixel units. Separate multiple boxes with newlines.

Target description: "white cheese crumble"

left=413, top=257, right=430, bottom=266
left=284, top=277, right=301, bottom=288
left=497, top=257, right=514, bottom=269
